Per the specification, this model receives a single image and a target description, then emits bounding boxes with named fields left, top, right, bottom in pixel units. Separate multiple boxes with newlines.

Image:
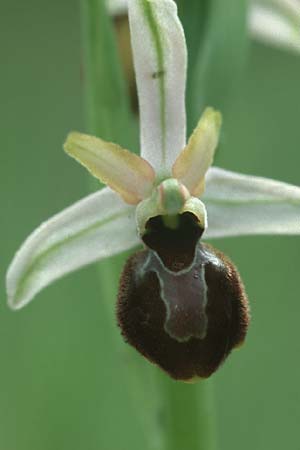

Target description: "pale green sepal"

left=250, top=2, right=300, bottom=53
left=6, top=188, right=138, bottom=310
left=203, top=167, right=300, bottom=238
left=128, top=0, right=187, bottom=173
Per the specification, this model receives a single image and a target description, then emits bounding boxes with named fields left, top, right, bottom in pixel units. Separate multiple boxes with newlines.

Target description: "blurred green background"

left=1, top=1, right=300, bottom=449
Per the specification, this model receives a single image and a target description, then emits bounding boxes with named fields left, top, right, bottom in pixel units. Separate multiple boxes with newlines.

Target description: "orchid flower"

left=107, top=0, right=300, bottom=54
left=6, top=0, right=300, bottom=381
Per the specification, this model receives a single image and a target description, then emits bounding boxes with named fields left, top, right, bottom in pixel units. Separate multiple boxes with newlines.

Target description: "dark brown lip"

left=117, top=243, right=250, bottom=381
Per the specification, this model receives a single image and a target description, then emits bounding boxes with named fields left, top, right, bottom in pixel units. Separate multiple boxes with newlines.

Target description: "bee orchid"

left=6, top=0, right=300, bottom=381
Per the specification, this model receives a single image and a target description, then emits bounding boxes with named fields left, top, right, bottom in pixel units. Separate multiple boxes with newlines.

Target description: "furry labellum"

left=117, top=213, right=250, bottom=381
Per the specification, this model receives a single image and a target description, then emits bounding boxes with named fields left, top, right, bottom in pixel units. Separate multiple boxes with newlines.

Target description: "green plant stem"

left=80, top=1, right=218, bottom=450
left=161, top=378, right=217, bottom=450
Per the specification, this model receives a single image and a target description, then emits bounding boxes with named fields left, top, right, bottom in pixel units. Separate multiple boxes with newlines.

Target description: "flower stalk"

left=161, top=378, right=217, bottom=450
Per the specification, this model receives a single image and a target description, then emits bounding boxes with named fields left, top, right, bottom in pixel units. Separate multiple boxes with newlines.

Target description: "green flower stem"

left=161, top=377, right=217, bottom=450
left=80, top=1, right=217, bottom=449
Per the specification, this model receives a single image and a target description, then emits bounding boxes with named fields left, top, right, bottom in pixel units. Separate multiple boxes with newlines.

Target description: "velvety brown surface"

left=117, top=243, right=250, bottom=381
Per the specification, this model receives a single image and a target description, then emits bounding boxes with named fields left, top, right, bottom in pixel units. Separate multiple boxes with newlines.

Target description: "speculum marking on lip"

left=139, top=248, right=208, bottom=342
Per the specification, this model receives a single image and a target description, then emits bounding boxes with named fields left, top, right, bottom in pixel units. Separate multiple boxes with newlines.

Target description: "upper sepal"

left=128, top=0, right=187, bottom=173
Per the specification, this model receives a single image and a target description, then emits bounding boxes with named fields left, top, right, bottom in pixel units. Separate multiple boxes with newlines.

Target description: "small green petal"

left=172, top=108, right=222, bottom=197
left=64, top=132, right=155, bottom=205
